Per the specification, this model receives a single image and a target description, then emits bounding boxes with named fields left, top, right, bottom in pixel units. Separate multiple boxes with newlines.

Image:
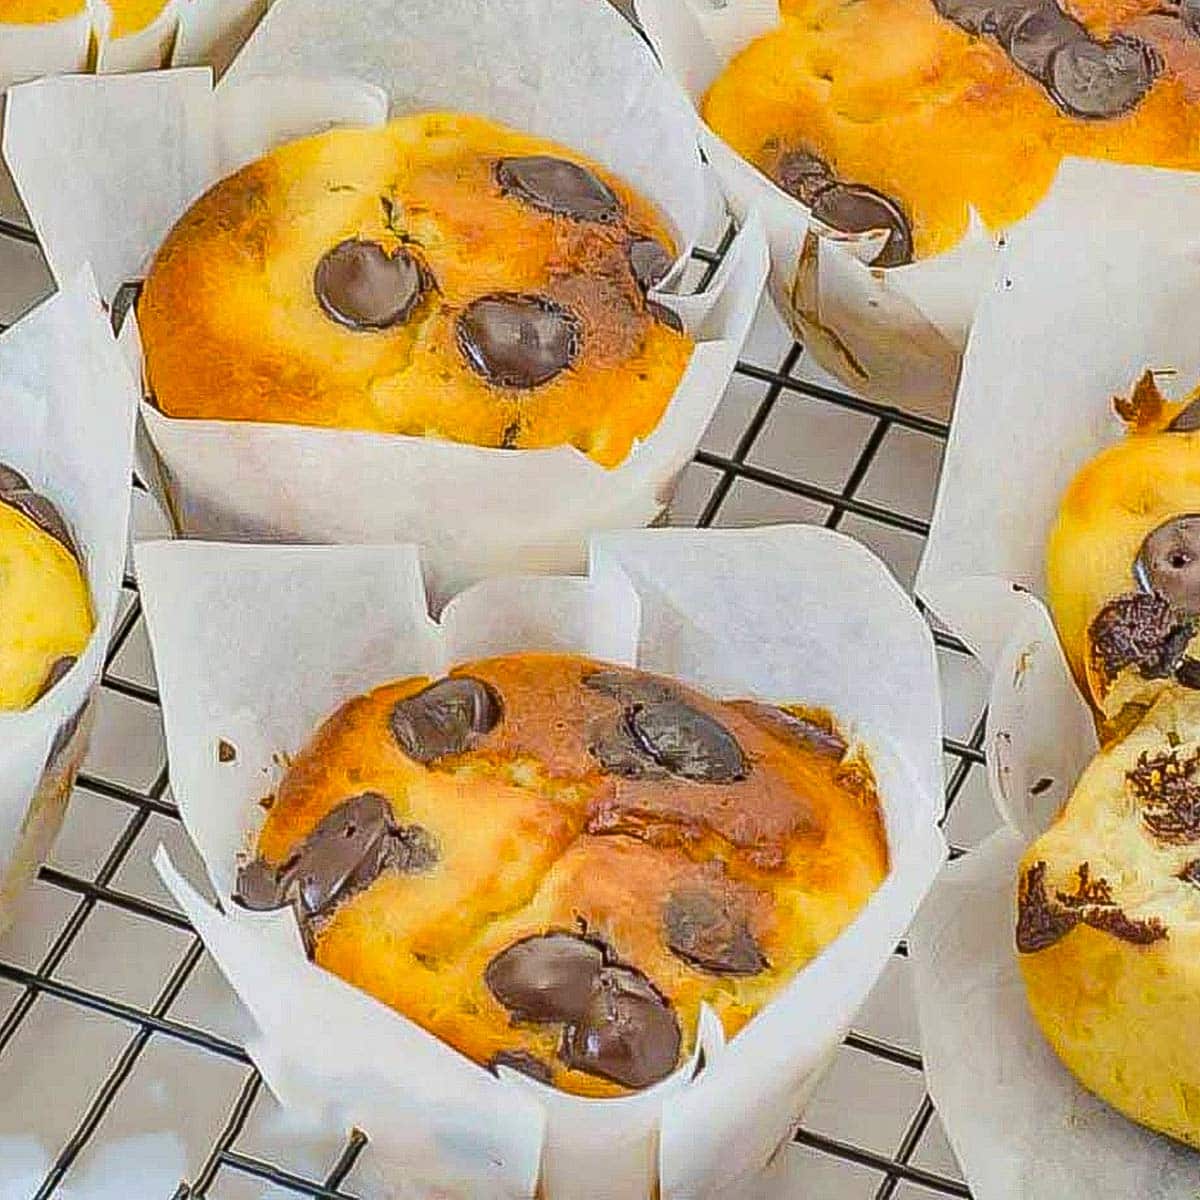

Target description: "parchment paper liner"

left=5, top=40, right=767, bottom=602
left=136, top=525, right=947, bottom=1199
left=0, top=268, right=138, bottom=934
left=634, top=0, right=1200, bottom=422
left=907, top=157, right=1200, bottom=1197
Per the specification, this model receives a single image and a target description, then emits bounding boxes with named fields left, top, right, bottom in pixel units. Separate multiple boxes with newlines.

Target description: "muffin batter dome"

left=234, top=653, right=889, bottom=1097
left=138, top=113, right=693, bottom=469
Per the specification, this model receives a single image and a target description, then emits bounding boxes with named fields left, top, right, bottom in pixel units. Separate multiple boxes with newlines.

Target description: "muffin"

left=1046, top=373, right=1200, bottom=734
left=0, top=462, right=93, bottom=713
left=233, top=653, right=889, bottom=1097
left=703, top=0, right=1200, bottom=266
left=138, top=112, right=693, bottom=469
left=0, top=0, right=167, bottom=35
left=1016, top=682, right=1200, bottom=1147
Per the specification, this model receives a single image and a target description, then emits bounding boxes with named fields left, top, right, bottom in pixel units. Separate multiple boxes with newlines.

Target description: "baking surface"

left=0, top=9, right=995, bottom=1178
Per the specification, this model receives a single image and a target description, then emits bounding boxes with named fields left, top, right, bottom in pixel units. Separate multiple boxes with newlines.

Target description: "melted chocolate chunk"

left=1127, top=748, right=1200, bottom=844
left=485, top=932, right=605, bottom=1023
left=1177, top=657, right=1200, bottom=689
left=233, top=792, right=434, bottom=916
left=390, top=676, right=502, bottom=763
left=457, top=294, right=581, bottom=389
left=496, top=155, right=621, bottom=222
left=734, top=701, right=847, bottom=758
left=1088, top=592, right=1194, bottom=683
left=1048, top=35, right=1159, bottom=119
left=217, top=739, right=237, bottom=764
left=1134, top=516, right=1200, bottom=615
left=314, top=239, right=426, bottom=331
left=1178, top=859, right=1200, bottom=886
left=663, top=888, right=768, bottom=975
left=589, top=724, right=671, bottom=779
left=628, top=238, right=674, bottom=293
left=1167, top=397, right=1200, bottom=432
left=1016, top=860, right=1080, bottom=952
left=559, top=965, right=681, bottom=1089
left=583, top=670, right=677, bottom=706
left=1017, top=860, right=1168, bottom=951
left=489, top=1049, right=555, bottom=1085
left=810, top=184, right=914, bottom=268
left=628, top=701, right=748, bottom=783
left=773, top=149, right=835, bottom=205
left=1005, top=4, right=1085, bottom=78
left=646, top=299, right=685, bottom=333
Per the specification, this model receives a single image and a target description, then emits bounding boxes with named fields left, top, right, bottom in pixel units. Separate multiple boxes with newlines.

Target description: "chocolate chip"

left=291, top=792, right=394, bottom=916
left=1168, top=397, right=1200, bottom=432
left=628, top=238, right=674, bottom=293
left=1089, top=592, right=1194, bottom=682
left=734, top=701, right=847, bottom=758
left=628, top=701, right=748, bottom=784
left=1135, top=516, right=1200, bottom=614
left=1178, top=657, right=1200, bottom=689
left=217, top=739, right=237, bottom=764
left=1048, top=35, right=1159, bottom=119
left=485, top=932, right=605, bottom=1023
left=1179, top=859, right=1200, bottom=886
left=34, top=656, right=76, bottom=703
left=583, top=670, right=678, bottom=706
left=489, top=1049, right=555, bottom=1085
left=496, top=156, right=621, bottom=222
left=314, top=239, right=426, bottom=331
left=234, top=855, right=293, bottom=911
left=389, top=676, right=502, bottom=763
left=1004, top=4, right=1085, bottom=79
left=457, top=294, right=581, bottom=389
left=559, top=965, right=681, bottom=1089
left=810, top=184, right=913, bottom=268
left=773, top=148, right=835, bottom=205
left=1016, top=861, right=1080, bottom=952
left=383, top=823, right=440, bottom=874
left=646, top=300, right=684, bottom=333
left=1127, top=747, right=1200, bottom=844
left=663, top=889, right=768, bottom=975
left=932, top=0, right=1004, bottom=35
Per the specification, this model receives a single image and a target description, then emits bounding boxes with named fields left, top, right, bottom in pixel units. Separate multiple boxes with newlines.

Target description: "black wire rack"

left=0, top=26, right=993, bottom=1193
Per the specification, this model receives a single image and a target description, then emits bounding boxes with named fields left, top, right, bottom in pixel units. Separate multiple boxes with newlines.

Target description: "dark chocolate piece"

left=218, top=739, right=237, bottom=763
left=1084, top=905, right=1167, bottom=944
left=1005, top=4, right=1085, bottom=79
left=735, top=701, right=847, bottom=758
left=291, top=792, right=394, bottom=916
left=931, top=0, right=1005, bottom=36
left=489, top=1049, right=555, bottom=1085
left=663, top=888, right=768, bottom=975
left=559, top=964, right=681, bottom=1089
left=646, top=300, right=684, bottom=333
left=1178, top=859, right=1200, bottom=886
left=810, top=184, right=914, bottom=268
left=773, top=148, right=835, bottom=205
left=496, top=155, right=621, bottom=222
left=588, top=723, right=671, bottom=780
left=628, top=700, right=748, bottom=784
left=389, top=676, right=502, bottom=763
left=456, top=294, right=581, bottom=389
left=1016, top=861, right=1080, bottom=952
left=1048, top=35, right=1159, bottom=120
left=628, top=238, right=674, bottom=293
left=234, top=855, right=294, bottom=911
left=1127, top=748, right=1200, bottom=844
left=1134, top=516, right=1200, bottom=615
left=1088, top=592, right=1194, bottom=682
left=1177, top=657, right=1200, bottom=689
left=383, top=822, right=441, bottom=874
left=314, top=239, right=425, bottom=331
left=485, top=932, right=605, bottom=1023
left=1168, top=397, right=1200, bottom=432
left=583, top=670, right=678, bottom=706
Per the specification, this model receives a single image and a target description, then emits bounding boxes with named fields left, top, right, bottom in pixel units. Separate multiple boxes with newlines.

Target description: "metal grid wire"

left=0, top=60, right=990, bottom=1192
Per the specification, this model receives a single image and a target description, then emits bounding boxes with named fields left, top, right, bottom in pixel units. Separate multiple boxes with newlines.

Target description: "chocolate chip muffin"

left=137, top=112, right=692, bottom=469
left=1016, top=682, right=1200, bottom=1147
left=1046, top=374, right=1200, bottom=735
left=234, top=653, right=889, bottom=1097
left=703, top=0, right=1200, bottom=265
left=0, top=462, right=93, bottom=712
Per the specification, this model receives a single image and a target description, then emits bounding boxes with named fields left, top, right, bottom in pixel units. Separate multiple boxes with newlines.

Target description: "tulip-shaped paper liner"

left=5, top=38, right=768, bottom=602
left=908, top=158, right=1200, bottom=1198
left=138, top=525, right=946, bottom=1199
left=636, top=0, right=997, bottom=420
left=0, top=268, right=138, bottom=930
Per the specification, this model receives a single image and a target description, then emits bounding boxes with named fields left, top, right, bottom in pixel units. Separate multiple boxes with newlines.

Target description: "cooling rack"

left=0, top=28, right=998, bottom=1196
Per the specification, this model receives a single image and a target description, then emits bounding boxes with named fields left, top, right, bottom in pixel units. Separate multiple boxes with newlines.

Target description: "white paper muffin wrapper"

left=135, top=525, right=948, bottom=1199
left=4, top=28, right=768, bottom=602
left=635, top=0, right=1200, bottom=422
left=907, top=157, right=1200, bottom=1198
left=0, top=268, right=139, bottom=925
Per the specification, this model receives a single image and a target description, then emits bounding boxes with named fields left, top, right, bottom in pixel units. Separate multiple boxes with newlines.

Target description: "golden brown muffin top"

left=234, top=653, right=889, bottom=1096
left=137, top=113, right=693, bottom=468
left=704, top=0, right=1200, bottom=263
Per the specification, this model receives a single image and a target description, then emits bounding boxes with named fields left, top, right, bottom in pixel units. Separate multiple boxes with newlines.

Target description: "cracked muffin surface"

left=234, top=653, right=889, bottom=1097
left=138, top=112, right=692, bottom=469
